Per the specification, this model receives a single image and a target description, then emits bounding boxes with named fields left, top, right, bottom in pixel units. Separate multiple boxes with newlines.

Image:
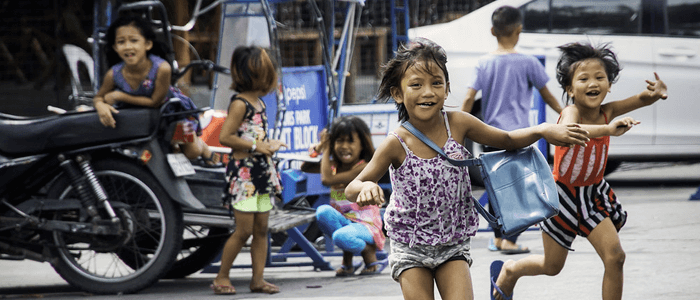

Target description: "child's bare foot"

left=250, top=280, right=279, bottom=294
left=210, top=277, right=236, bottom=295
left=493, top=260, right=517, bottom=300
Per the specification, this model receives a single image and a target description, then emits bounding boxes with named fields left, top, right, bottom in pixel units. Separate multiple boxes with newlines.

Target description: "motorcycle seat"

left=0, top=108, right=160, bottom=155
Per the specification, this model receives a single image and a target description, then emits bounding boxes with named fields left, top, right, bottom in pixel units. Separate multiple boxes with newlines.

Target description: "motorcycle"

left=0, top=2, right=291, bottom=294
left=0, top=106, right=184, bottom=294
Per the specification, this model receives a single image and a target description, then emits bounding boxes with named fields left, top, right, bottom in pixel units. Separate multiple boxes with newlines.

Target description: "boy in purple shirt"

left=461, top=5, right=563, bottom=254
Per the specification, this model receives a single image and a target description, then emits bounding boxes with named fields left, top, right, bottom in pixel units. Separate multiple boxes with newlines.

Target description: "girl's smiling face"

left=333, top=132, right=363, bottom=166
left=113, top=24, right=152, bottom=66
left=392, top=61, right=449, bottom=122
left=567, top=58, right=610, bottom=110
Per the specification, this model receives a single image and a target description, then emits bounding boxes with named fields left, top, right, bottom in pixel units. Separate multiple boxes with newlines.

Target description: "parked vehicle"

left=410, top=0, right=700, bottom=172
left=0, top=1, right=240, bottom=293
left=0, top=106, right=185, bottom=294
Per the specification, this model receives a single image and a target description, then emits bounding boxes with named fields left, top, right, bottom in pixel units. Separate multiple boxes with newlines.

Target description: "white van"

left=409, top=0, right=700, bottom=172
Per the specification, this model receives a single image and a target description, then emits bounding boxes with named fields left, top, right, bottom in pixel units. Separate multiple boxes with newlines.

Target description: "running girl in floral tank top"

left=492, top=42, right=668, bottom=300
left=345, top=38, right=589, bottom=300
left=301, top=116, right=387, bottom=277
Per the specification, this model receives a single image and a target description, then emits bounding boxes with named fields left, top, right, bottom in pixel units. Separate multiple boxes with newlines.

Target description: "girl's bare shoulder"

left=558, top=105, right=581, bottom=124
left=375, top=131, right=405, bottom=160
left=157, top=60, right=172, bottom=72
left=446, top=110, right=478, bottom=140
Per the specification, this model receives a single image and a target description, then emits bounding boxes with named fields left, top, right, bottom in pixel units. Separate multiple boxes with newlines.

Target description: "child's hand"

left=256, top=139, right=288, bottom=156
left=541, top=123, right=589, bottom=147
left=644, top=72, right=668, bottom=101
left=95, top=101, right=119, bottom=128
left=356, top=182, right=384, bottom=207
left=609, top=117, right=640, bottom=136
left=317, top=128, right=329, bottom=151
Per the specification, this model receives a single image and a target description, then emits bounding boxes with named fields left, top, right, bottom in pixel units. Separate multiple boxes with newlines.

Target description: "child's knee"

left=316, top=205, right=334, bottom=220
left=232, top=227, right=253, bottom=241
left=543, top=260, right=565, bottom=276
left=603, top=247, right=626, bottom=269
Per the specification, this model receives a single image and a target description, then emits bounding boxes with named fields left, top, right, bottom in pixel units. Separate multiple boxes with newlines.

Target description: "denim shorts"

left=388, top=239, right=473, bottom=282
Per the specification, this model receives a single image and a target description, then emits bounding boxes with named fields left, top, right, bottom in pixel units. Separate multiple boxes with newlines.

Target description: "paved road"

left=1, top=163, right=699, bottom=299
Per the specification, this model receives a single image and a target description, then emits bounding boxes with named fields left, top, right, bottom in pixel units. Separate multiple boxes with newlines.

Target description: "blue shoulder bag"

left=402, top=121, right=560, bottom=236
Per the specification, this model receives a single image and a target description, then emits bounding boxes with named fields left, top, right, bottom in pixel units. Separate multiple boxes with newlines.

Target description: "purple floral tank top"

left=384, top=111, right=479, bottom=247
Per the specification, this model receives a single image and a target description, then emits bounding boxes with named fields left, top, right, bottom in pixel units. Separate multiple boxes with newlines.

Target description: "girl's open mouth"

left=418, top=102, right=436, bottom=107
left=586, top=91, right=600, bottom=96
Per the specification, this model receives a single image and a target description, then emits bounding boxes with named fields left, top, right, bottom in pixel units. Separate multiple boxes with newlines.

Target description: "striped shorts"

left=540, top=179, right=627, bottom=251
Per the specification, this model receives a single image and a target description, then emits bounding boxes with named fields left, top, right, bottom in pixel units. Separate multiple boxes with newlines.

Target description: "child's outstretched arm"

left=345, top=137, right=399, bottom=206
left=605, top=72, right=668, bottom=120
left=456, top=111, right=589, bottom=150
left=559, top=106, right=640, bottom=139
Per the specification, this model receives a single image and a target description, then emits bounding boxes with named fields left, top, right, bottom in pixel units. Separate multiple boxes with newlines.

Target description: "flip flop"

left=359, top=258, right=389, bottom=275
left=501, top=245, right=530, bottom=255
left=335, top=260, right=364, bottom=277
left=490, top=260, right=512, bottom=300
left=210, top=283, right=236, bottom=295
left=250, top=282, right=280, bottom=294
left=488, top=238, right=501, bottom=251
left=197, top=152, right=224, bottom=168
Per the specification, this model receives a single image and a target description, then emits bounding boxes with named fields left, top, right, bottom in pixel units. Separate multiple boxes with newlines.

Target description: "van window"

left=522, top=0, right=642, bottom=35
left=668, top=0, right=700, bottom=37
left=521, top=0, right=550, bottom=33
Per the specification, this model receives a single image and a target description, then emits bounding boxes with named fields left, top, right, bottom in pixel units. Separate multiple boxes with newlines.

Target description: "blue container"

left=280, top=169, right=307, bottom=204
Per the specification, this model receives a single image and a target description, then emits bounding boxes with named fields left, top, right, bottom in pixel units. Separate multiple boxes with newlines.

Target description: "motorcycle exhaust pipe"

left=0, top=241, right=54, bottom=264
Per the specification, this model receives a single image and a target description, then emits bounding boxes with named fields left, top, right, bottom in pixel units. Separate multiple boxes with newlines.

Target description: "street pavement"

left=1, top=162, right=699, bottom=299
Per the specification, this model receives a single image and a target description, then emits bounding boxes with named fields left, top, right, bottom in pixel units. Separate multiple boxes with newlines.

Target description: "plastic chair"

left=62, top=44, right=95, bottom=107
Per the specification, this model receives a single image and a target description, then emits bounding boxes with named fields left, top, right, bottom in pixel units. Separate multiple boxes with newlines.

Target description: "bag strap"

left=401, top=121, right=501, bottom=228
left=401, top=121, right=480, bottom=167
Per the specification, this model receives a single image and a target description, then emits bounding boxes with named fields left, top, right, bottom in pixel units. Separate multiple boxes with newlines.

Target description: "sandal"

left=359, top=258, right=388, bottom=275
left=198, top=152, right=224, bottom=168
left=501, top=244, right=530, bottom=255
left=488, top=238, right=501, bottom=251
left=250, top=282, right=279, bottom=294
left=490, top=260, right=512, bottom=300
left=210, top=283, right=236, bottom=295
left=335, top=260, right=363, bottom=277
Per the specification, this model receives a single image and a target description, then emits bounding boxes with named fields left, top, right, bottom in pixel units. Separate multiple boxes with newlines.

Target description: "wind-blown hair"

left=556, top=42, right=621, bottom=105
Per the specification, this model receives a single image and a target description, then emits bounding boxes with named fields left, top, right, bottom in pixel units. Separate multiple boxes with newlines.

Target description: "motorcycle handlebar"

left=172, top=60, right=230, bottom=83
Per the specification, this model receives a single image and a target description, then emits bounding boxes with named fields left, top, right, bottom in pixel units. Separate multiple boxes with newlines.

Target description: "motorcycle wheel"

left=163, top=225, right=230, bottom=279
left=46, top=158, right=183, bottom=294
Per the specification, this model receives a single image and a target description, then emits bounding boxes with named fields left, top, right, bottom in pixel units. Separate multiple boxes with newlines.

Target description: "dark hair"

left=229, top=46, right=277, bottom=94
left=492, top=6, right=522, bottom=37
left=556, top=42, right=621, bottom=105
left=377, top=37, right=449, bottom=122
left=105, top=15, right=168, bottom=67
left=327, top=116, right=375, bottom=165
